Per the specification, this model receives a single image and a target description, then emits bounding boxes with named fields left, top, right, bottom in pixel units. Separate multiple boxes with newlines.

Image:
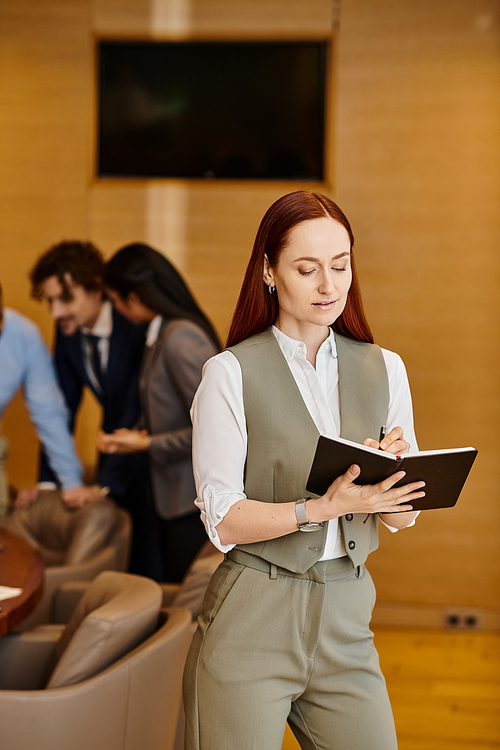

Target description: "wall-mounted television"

left=97, top=40, right=328, bottom=180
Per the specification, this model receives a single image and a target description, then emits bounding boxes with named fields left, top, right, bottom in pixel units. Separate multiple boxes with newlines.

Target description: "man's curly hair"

left=30, top=241, right=105, bottom=301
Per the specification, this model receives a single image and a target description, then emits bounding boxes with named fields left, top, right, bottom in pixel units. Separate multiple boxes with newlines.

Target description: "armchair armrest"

left=0, top=630, right=60, bottom=690
left=52, top=581, right=90, bottom=624
left=169, top=553, right=222, bottom=620
left=16, top=547, right=116, bottom=632
left=160, top=583, right=181, bottom=608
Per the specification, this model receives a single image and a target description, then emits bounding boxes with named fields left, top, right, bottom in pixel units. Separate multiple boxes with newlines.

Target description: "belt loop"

left=269, top=563, right=278, bottom=580
left=224, top=552, right=228, bottom=561
left=355, top=565, right=361, bottom=578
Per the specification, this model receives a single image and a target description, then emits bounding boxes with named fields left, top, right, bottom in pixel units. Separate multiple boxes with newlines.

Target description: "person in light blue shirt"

left=0, top=284, right=102, bottom=513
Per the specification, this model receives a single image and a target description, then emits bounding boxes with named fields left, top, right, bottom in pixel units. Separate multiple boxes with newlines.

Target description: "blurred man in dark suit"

left=29, top=242, right=147, bottom=517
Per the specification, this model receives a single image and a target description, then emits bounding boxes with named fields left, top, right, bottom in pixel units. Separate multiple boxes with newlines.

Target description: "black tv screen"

left=97, top=40, right=327, bottom=180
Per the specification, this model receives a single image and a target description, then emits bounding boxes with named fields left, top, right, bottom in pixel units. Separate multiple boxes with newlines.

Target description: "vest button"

left=309, top=546, right=319, bottom=552
left=348, top=540, right=356, bottom=550
left=345, top=514, right=353, bottom=521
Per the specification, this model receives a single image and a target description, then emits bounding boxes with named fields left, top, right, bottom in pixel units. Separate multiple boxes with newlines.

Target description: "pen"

left=378, top=425, right=386, bottom=450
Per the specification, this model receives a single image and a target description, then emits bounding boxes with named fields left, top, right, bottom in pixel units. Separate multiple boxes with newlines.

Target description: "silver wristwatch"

left=295, top=498, right=323, bottom=532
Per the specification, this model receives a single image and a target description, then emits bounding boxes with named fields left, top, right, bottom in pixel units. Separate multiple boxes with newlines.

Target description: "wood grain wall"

left=334, top=0, right=500, bottom=616
left=0, top=0, right=498, bottom=616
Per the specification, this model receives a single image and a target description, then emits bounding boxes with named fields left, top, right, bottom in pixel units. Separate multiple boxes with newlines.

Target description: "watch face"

left=298, top=522, right=323, bottom=532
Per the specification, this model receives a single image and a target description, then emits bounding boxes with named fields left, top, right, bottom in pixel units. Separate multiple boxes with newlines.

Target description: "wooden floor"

left=282, top=627, right=500, bottom=750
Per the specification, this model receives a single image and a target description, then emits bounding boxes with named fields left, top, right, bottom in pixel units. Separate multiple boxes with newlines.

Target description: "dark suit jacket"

left=39, top=307, right=147, bottom=496
left=140, top=318, right=218, bottom=521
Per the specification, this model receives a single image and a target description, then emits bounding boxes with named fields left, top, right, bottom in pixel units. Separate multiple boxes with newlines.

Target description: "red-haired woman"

left=183, top=192, right=423, bottom=750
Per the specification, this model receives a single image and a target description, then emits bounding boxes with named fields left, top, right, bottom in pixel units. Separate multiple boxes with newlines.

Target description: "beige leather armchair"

left=3, top=489, right=131, bottom=630
left=161, top=539, right=224, bottom=621
left=160, top=540, right=224, bottom=750
left=0, top=571, right=192, bottom=750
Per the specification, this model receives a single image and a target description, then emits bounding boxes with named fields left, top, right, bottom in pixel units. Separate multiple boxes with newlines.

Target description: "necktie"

left=86, top=335, right=106, bottom=395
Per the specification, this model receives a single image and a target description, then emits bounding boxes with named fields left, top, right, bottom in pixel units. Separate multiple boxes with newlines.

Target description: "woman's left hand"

left=97, top=429, right=151, bottom=454
left=363, top=426, right=410, bottom=455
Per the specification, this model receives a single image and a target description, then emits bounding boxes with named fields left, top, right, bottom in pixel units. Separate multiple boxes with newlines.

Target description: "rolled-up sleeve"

left=191, top=352, right=248, bottom=552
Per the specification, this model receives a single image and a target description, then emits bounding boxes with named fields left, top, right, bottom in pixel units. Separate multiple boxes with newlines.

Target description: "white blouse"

left=191, top=326, right=418, bottom=558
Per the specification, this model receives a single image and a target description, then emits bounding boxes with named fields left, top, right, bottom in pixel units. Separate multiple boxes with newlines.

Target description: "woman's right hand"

left=307, top=464, right=425, bottom=522
left=97, top=428, right=150, bottom=454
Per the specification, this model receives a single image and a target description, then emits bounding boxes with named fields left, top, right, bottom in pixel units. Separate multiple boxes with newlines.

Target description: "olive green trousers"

left=183, top=549, right=398, bottom=750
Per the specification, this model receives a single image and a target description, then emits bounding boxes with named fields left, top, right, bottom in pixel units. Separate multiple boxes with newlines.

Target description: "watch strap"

left=295, top=498, right=323, bottom=532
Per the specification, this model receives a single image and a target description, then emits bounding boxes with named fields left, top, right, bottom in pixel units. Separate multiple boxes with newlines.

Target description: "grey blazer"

left=139, top=318, right=218, bottom=521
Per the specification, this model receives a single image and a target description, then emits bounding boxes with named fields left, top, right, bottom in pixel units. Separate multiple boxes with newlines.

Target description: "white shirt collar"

left=271, top=325, right=337, bottom=362
left=146, top=315, right=163, bottom=347
left=81, top=300, right=113, bottom=338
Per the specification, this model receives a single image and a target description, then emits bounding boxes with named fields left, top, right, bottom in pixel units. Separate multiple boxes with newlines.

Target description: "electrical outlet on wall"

left=443, top=608, right=484, bottom=630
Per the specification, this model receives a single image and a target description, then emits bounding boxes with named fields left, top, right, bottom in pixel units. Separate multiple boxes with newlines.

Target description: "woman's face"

left=263, top=217, right=352, bottom=340
left=106, top=289, right=156, bottom=325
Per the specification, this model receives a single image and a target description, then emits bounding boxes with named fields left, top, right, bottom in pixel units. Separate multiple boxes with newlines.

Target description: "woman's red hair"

left=226, top=191, right=373, bottom=347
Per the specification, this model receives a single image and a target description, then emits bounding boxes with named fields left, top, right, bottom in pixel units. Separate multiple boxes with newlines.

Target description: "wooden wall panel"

left=334, top=0, right=500, bottom=608
left=90, top=179, right=323, bottom=340
left=0, top=0, right=93, bottom=488
left=89, top=183, right=148, bottom=254
left=93, top=0, right=335, bottom=36
left=180, top=182, right=317, bottom=339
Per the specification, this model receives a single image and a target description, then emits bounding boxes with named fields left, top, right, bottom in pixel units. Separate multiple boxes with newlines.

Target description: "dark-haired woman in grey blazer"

left=99, top=243, right=219, bottom=581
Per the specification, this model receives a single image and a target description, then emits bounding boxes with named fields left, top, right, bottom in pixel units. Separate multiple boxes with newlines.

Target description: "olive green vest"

left=228, top=328, right=389, bottom=574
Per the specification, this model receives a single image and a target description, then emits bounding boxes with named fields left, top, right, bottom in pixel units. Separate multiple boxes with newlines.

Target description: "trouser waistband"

left=226, top=548, right=360, bottom=581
